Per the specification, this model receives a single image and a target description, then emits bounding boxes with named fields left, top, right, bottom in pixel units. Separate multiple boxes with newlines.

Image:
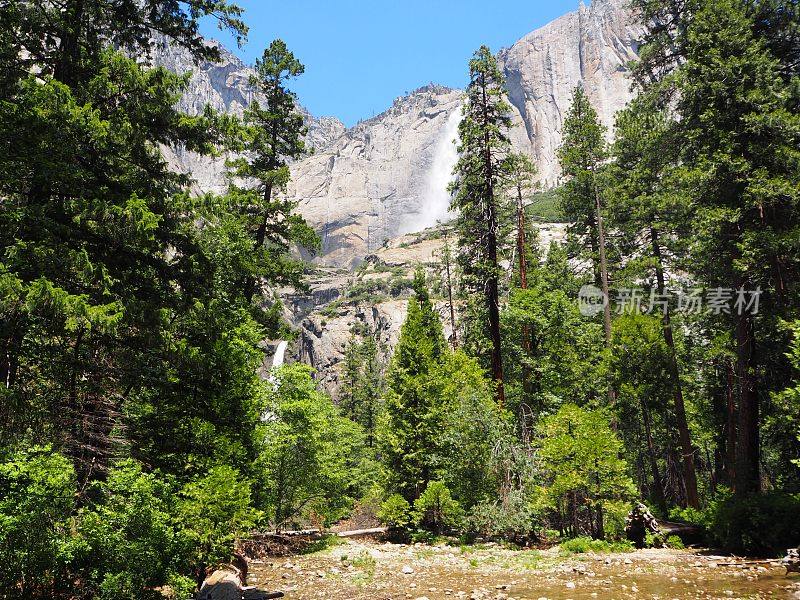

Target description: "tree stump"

left=625, top=502, right=661, bottom=548
left=783, top=548, right=800, bottom=574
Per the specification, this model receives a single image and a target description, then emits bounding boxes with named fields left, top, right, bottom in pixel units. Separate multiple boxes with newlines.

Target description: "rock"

left=498, top=0, right=641, bottom=187
left=565, top=581, right=576, bottom=589
left=402, top=565, right=415, bottom=574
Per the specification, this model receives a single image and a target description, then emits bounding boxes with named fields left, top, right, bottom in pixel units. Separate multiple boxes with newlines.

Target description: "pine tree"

left=557, top=86, right=613, bottom=347
left=382, top=269, right=447, bottom=501
left=502, top=152, right=539, bottom=291
left=439, top=226, right=459, bottom=349
left=450, top=46, right=512, bottom=407
left=607, top=95, right=700, bottom=508
left=635, top=0, right=800, bottom=496
left=339, top=328, right=385, bottom=447
left=228, top=39, right=318, bottom=303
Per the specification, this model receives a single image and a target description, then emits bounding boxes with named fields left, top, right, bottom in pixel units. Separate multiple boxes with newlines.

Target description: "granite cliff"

left=155, top=0, right=640, bottom=268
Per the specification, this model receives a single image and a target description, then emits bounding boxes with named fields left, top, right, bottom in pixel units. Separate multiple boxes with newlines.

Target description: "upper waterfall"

left=399, top=106, right=462, bottom=235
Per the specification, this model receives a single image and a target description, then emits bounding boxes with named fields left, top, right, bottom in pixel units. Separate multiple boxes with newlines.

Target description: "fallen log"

left=336, top=526, right=387, bottom=538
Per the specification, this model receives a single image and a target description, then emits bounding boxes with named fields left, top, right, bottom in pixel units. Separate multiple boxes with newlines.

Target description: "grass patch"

left=559, top=536, right=634, bottom=554
left=300, top=534, right=346, bottom=554
left=527, top=187, right=567, bottom=223
left=409, top=530, right=447, bottom=545
left=350, top=550, right=376, bottom=580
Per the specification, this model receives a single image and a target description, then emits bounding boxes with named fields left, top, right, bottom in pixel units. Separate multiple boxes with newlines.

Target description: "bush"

left=378, top=494, right=411, bottom=529
left=560, top=536, right=634, bottom=554
left=706, top=491, right=800, bottom=556
left=0, top=446, right=80, bottom=599
left=79, top=460, right=192, bottom=600
left=665, top=535, right=685, bottom=549
left=412, top=481, right=463, bottom=533
left=177, top=465, right=260, bottom=581
left=466, top=490, right=537, bottom=541
left=668, top=505, right=708, bottom=527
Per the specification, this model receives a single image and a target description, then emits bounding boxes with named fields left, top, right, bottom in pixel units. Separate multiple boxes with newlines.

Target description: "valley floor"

left=250, top=539, right=800, bottom=600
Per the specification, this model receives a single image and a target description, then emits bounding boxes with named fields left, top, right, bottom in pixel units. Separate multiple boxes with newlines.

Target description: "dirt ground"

left=249, top=539, right=800, bottom=600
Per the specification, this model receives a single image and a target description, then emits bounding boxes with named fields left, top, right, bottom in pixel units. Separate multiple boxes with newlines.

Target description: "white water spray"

left=271, top=340, right=288, bottom=369
left=400, top=107, right=462, bottom=234
left=264, top=340, right=289, bottom=421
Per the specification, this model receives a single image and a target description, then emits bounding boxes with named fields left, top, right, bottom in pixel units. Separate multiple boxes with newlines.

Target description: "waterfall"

left=272, top=340, right=288, bottom=369
left=400, top=107, right=462, bottom=234
left=263, top=340, right=289, bottom=422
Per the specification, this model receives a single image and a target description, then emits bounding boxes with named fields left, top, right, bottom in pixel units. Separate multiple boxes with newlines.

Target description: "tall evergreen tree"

left=382, top=269, right=447, bottom=501
left=450, top=46, right=512, bottom=407
left=228, top=39, right=317, bottom=303
left=634, top=0, right=800, bottom=495
left=557, top=86, right=613, bottom=347
left=607, top=95, right=700, bottom=508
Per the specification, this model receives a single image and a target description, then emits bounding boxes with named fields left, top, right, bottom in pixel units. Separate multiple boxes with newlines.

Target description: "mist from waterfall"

left=399, top=107, right=462, bottom=234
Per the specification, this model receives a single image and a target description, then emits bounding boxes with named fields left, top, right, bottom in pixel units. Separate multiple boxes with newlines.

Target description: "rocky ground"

left=250, top=539, right=800, bottom=600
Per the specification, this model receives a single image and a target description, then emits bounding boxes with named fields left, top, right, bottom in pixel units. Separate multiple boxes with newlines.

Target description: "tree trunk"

left=724, top=360, right=737, bottom=486
left=245, top=183, right=274, bottom=302
left=480, top=79, right=504, bottom=407
left=594, top=185, right=612, bottom=345
left=649, top=228, right=699, bottom=508
left=516, top=182, right=528, bottom=290
left=443, top=230, right=458, bottom=349
left=734, top=309, right=760, bottom=495
left=595, top=504, right=605, bottom=540
left=641, top=398, right=667, bottom=514
left=54, top=0, right=86, bottom=87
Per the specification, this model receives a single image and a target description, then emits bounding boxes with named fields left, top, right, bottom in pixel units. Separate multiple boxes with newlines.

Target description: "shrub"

left=466, top=490, right=536, bottom=541
left=377, top=494, right=411, bottom=529
left=705, top=491, right=800, bottom=556
left=560, top=536, right=634, bottom=554
left=79, top=460, right=191, bottom=600
left=665, top=535, right=685, bottom=549
left=412, top=481, right=463, bottom=533
left=0, top=446, right=80, bottom=599
left=668, top=505, right=709, bottom=527
left=177, top=465, right=260, bottom=581
left=537, top=405, right=636, bottom=539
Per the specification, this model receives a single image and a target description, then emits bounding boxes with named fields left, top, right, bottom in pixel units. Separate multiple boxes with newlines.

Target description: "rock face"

left=149, top=35, right=345, bottom=195
left=500, top=0, right=642, bottom=185
left=154, top=0, right=639, bottom=267
left=286, top=85, right=464, bottom=268
left=278, top=223, right=567, bottom=399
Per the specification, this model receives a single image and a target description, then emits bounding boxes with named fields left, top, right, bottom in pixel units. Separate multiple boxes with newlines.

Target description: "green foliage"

left=450, top=46, right=511, bottom=382
left=527, top=188, right=567, bottom=223
left=411, top=481, right=464, bottom=533
left=377, top=494, right=412, bottom=529
left=0, top=447, right=79, bottom=599
left=257, top=364, right=370, bottom=529
left=466, top=490, right=537, bottom=541
left=381, top=271, right=448, bottom=501
left=557, top=85, right=608, bottom=281
left=705, top=491, right=800, bottom=556
left=340, top=329, right=386, bottom=447
left=176, top=465, right=259, bottom=578
left=537, top=405, right=636, bottom=539
left=665, top=535, right=685, bottom=549
left=559, top=537, right=634, bottom=554
left=79, top=461, right=191, bottom=600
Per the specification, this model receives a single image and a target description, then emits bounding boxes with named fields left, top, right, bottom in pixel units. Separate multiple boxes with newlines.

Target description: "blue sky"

left=200, top=0, right=581, bottom=127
